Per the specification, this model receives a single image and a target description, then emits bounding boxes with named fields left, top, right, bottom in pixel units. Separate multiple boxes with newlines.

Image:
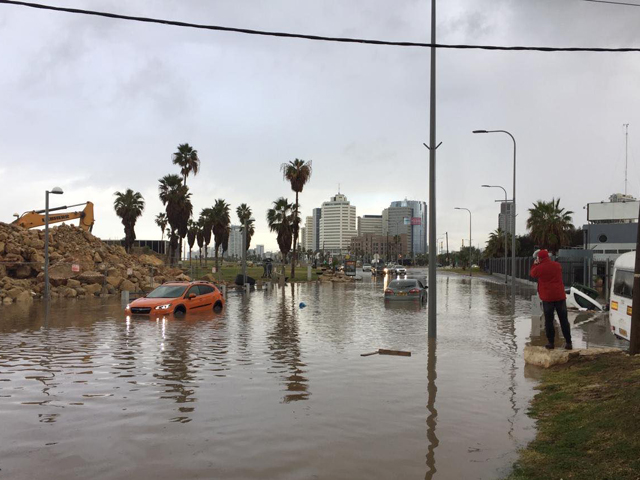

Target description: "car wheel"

left=213, top=301, right=223, bottom=313
left=174, top=306, right=186, bottom=317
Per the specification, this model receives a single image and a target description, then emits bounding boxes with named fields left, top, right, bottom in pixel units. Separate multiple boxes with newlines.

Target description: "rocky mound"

left=0, top=222, right=189, bottom=305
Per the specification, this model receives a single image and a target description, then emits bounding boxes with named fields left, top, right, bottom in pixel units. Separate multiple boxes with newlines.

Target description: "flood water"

left=0, top=271, right=626, bottom=479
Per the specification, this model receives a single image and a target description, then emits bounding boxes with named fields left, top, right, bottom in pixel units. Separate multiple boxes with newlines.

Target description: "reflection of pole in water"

left=425, top=338, right=439, bottom=480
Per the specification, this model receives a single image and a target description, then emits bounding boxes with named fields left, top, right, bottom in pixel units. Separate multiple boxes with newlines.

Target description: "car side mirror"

left=189, top=293, right=196, bottom=299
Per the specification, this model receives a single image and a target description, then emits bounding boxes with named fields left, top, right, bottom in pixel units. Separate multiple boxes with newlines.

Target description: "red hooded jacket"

left=530, top=253, right=566, bottom=302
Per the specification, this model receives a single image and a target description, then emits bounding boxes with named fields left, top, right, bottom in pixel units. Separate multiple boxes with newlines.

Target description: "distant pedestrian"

left=530, top=249, right=572, bottom=350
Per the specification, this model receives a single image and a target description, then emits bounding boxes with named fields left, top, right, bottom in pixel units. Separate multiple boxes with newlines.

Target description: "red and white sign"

left=71, top=264, right=80, bottom=273
left=411, top=217, right=422, bottom=226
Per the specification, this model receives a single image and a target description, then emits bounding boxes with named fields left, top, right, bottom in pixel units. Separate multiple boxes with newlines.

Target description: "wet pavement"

left=0, top=270, right=627, bottom=479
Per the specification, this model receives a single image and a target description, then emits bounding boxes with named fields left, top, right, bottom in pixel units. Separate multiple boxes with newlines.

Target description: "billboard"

left=403, top=217, right=410, bottom=225
left=411, top=217, right=422, bottom=226
left=587, top=201, right=639, bottom=222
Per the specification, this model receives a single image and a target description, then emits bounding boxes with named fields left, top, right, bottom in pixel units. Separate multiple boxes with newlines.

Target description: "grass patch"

left=183, top=261, right=322, bottom=283
left=505, top=354, right=640, bottom=480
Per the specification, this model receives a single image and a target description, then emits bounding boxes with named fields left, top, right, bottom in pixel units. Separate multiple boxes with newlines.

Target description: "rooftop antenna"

left=624, top=123, right=629, bottom=195
left=338, top=183, right=341, bottom=194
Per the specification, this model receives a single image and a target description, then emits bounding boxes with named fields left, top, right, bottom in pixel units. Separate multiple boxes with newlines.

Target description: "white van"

left=610, top=251, right=634, bottom=341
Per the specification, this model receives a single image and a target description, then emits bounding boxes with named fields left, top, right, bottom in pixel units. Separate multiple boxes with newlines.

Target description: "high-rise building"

left=304, top=216, right=315, bottom=251
left=319, top=193, right=357, bottom=254
left=499, top=202, right=514, bottom=234
left=225, top=225, right=243, bottom=259
left=388, top=199, right=428, bottom=255
left=300, top=226, right=306, bottom=250
left=255, top=245, right=265, bottom=258
left=358, top=215, right=383, bottom=236
left=312, top=207, right=322, bottom=251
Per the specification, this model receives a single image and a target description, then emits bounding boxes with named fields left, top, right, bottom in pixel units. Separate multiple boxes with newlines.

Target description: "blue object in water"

left=299, top=302, right=307, bottom=309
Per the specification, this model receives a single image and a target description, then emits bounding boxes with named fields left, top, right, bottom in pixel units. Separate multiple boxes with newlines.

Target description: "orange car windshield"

left=146, top=285, right=187, bottom=298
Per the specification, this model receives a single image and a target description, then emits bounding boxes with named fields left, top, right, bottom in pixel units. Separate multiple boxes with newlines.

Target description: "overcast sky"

left=2, top=0, right=640, bottom=252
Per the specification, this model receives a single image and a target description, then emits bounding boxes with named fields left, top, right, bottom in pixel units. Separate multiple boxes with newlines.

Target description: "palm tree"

left=172, top=143, right=201, bottom=187
left=210, top=199, right=231, bottom=271
left=267, top=197, right=294, bottom=265
left=113, top=189, right=145, bottom=253
left=155, top=213, right=168, bottom=241
left=281, top=158, right=312, bottom=279
left=236, top=203, right=255, bottom=251
left=199, top=208, right=214, bottom=268
left=526, top=198, right=574, bottom=253
left=196, top=219, right=204, bottom=267
left=158, top=174, right=193, bottom=264
left=187, top=220, right=198, bottom=266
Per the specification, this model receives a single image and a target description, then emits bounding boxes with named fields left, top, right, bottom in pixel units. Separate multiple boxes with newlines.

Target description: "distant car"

left=372, top=263, right=386, bottom=276
left=384, top=278, right=427, bottom=302
left=124, top=281, right=225, bottom=316
left=384, top=265, right=397, bottom=275
left=396, top=266, right=407, bottom=275
left=363, top=264, right=372, bottom=272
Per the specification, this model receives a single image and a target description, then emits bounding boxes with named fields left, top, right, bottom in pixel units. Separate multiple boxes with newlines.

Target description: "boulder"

left=14, top=265, right=33, bottom=279
left=120, top=279, right=136, bottom=292
left=7, top=287, right=23, bottom=300
left=138, top=254, right=165, bottom=267
left=2, top=296, right=12, bottom=305
left=93, top=252, right=103, bottom=263
left=16, top=290, right=33, bottom=303
left=524, top=345, right=623, bottom=368
left=106, top=276, right=124, bottom=288
left=77, top=271, right=104, bottom=285
left=63, top=287, right=78, bottom=298
left=83, top=284, right=102, bottom=296
left=66, top=279, right=82, bottom=288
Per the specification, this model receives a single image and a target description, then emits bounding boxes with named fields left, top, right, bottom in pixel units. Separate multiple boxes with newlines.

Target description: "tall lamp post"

left=242, top=217, right=255, bottom=288
left=44, top=187, right=64, bottom=300
left=473, top=130, right=517, bottom=296
left=454, top=207, right=472, bottom=277
left=481, top=184, right=509, bottom=284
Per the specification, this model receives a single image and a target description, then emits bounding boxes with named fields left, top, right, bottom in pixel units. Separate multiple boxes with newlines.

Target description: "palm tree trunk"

left=291, top=192, right=298, bottom=280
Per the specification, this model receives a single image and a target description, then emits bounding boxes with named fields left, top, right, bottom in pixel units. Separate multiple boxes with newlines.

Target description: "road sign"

left=411, top=217, right=422, bottom=225
left=71, top=264, right=80, bottom=273
left=403, top=217, right=410, bottom=225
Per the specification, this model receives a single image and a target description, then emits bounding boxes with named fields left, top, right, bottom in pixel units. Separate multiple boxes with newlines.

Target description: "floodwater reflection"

left=0, top=272, right=621, bottom=479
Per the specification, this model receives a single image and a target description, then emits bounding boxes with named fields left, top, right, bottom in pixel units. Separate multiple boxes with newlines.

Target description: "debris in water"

left=361, top=349, right=412, bottom=357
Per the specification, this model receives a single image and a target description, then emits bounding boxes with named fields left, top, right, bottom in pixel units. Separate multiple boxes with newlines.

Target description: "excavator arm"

left=11, top=201, right=95, bottom=232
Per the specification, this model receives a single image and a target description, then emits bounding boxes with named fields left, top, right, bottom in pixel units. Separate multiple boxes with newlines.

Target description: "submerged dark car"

left=384, top=278, right=427, bottom=302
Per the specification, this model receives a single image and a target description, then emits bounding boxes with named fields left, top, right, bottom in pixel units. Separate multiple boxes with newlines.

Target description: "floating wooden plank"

left=378, top=349, right=411, bottom=357
left=360, top=351, right=379, bottom=357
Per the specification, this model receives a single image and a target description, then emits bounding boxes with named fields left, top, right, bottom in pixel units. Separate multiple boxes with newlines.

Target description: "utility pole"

left=445, top=231, right=449, bottom=266
left=426, top=0, right=439, bottom=339
left=624, top=123, right=629, bottom=196
left=630, top=201, right=640, bottom=354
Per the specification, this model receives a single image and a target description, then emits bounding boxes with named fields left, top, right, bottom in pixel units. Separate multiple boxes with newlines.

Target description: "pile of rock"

left=0, top=222, right=189, bottom=305
left=318, top=270, right=355, bottom=283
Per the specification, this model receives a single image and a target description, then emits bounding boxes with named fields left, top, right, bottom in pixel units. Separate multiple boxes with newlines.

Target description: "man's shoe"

left=544, top=344, right=554, bottom=350
left=564, top=343, right=573, bottom=350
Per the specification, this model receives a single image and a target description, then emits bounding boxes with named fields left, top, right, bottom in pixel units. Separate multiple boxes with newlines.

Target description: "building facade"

left=304, top=216, right=315, bottom=252
left=357, top=215, right=383, bottom=236
left=584, top=194, right=638, bottom=262
left=389, top=199, right=427, bottom=255
left=255, top=245, right=264, bottom=258
left=319, top=193, right=357, bottom=254
left=225, top=225, right=243, bottom=259
left=312, top=208, right=322, bottom=251
left=350, top=233, right=409, bottom=263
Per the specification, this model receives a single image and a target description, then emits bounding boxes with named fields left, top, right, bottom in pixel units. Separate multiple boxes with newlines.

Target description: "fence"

left=481, top=256, right=615, bottom=301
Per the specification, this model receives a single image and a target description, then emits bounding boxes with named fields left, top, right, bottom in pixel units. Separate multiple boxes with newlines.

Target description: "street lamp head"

left=454, top=207, right=462, bottom=210
left=51, top=187, right=64, bottom=195
left=481, top=184, right=491, bottom=188
left=473, top=130, right=488, bottom=134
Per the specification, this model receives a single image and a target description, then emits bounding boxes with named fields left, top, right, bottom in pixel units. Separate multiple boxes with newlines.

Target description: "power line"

left=579, top=0, right=640, bottom=6
left=2, top=0, right=640, bottom=52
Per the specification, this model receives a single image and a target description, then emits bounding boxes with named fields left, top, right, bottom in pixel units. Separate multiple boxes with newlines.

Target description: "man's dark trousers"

left=542, top=300, right=572, bottom=345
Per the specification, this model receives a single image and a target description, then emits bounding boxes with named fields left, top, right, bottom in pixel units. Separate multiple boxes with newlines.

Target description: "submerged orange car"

left=124, top=281, right=225, bottom=316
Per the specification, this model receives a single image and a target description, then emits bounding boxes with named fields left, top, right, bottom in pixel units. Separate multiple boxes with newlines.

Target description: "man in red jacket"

left=530, top=249, right=572, bottom=350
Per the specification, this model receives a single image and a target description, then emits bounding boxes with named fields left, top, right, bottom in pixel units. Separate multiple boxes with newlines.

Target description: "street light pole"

left=482, top=184, right=509, bottom=284
left=44, top=187, right=64, bottom=301
left=473, top=130, right=517, bottom=297
left=454, top=208, right=472, bottom=277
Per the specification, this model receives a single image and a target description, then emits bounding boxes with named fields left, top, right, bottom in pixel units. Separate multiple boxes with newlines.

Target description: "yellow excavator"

left=11, top=201, right=95, bottom=232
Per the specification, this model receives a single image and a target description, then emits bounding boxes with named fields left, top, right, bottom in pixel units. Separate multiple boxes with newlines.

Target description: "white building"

left=358, top=215, right=383, bottom=236
left=225, top=225, right=243, bottom=259
left=304, top=216, right=315, bottom=252
left=255, top=245, right=265, bottom=258
left=319, top=193, right=357, bottom=254
left=300, top=226, right=306, bottom=250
